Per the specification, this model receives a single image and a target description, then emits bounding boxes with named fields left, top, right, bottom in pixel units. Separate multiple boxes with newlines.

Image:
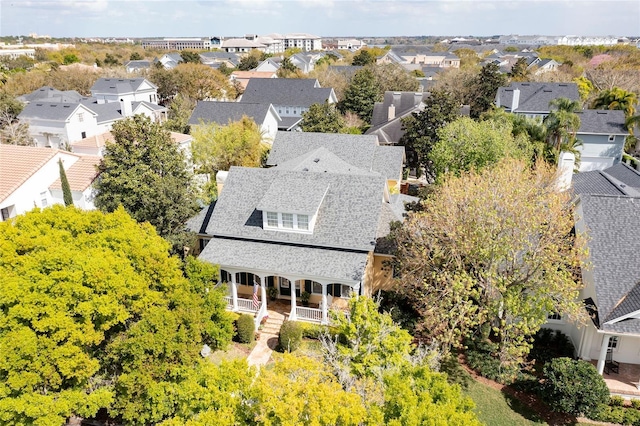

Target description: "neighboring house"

left=17, top=86, right=85, bottom=104
left=0, top=145, right=100, bottom=221
left=157, top=53, right=182, bottom=69
left=376, top=50, right=406, bottom=65
left=221, top=38, right=267, bottom=53
left=90, top=78, right=159, bottom=105
left=365, top=91, right=430, bottom=144
left=532, top=58, right=561, bottom=74
left=337, top=39, right=366, bottom=51
left=495, top=82, right=580, bottom=119
left=230, top=71, right=277, bottom=91
left=255, top=58, right=282, bottom=72
left=239, top=78, right=337, bottom=131
left=124, top=60, right=151, bottom=73
left=18, top=80, right=166, bottom=148
left=70, top=130, right=192, bottom=158
left=289, top=53, right=315, bottom=74
left=200, top=51, right=240, bottom=68
left=575, top=109, right=628, bottom=172
left=244, top=34, right=285, bottom=54
left=188, top=101, right=281, bottom=144
left=187, top=131, right=413, bottom=327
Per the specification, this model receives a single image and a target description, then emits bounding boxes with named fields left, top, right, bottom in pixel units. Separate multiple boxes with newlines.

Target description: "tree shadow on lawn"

left=501, top=386, right=577, bottom=426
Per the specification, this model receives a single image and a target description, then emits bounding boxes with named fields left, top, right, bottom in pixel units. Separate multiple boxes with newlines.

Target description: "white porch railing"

left=296, top=306, right=323, bottom=323
left=224, top=296, right=233, bottom=309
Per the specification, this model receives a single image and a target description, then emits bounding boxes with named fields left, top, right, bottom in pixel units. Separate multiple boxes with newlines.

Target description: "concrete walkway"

left=246, top=310, right=285, bottom=367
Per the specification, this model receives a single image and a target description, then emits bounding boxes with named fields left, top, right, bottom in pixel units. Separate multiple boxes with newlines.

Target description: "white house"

left=0, top=145, right=100, bottom=221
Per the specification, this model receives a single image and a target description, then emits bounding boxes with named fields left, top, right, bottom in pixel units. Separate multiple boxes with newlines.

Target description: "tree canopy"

left=392, top=159, right=586, bottom=370
left=0, top=206, right=233, bottom=425
left=94, top=115, right=199, bottom=246
left=300, top=102, right=347, bottom=133
left=469, top=63, right=507, bottom=119
left=340, top=67, right=379, bottom=123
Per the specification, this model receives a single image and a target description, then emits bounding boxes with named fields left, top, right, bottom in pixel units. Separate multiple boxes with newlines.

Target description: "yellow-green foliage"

left=0, top=206, right=233, bottom=425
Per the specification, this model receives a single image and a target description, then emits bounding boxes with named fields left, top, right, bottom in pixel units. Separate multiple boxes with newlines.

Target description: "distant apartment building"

left=0, top=48, right=35, bottom=59
left=498, top=34, right=624, bottom=46
left=274, top=33, right=322, bottom=51
left=141, top=37, right=213, bottom=50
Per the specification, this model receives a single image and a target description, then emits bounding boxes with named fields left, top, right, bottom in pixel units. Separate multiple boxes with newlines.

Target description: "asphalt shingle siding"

left=206, top=166, right=385, bottom=252
left=240, top=78, right=332, bottom=107
left=188, top=101, right=270, bottom=126
left=580, top=194, right=640, bottom=334
left=577, top=109, right=628, bottom=135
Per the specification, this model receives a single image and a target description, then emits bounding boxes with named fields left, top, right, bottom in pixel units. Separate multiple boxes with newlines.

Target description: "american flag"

left=253, top=280, right=260, bottom=309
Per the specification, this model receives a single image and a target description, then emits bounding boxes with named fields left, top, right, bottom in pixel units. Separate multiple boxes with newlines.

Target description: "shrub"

left=631, top=399, right=640, bottom=410
left=278, top=320, right=302, bottom=352
left=236, top=314, right=255, bottom=344
left=529, top=328, right=575, bottom=364
left=541, top=357, right=609, bottom=417
left=589, top=404, right=640, bottom=425
left=298, top=322, right=328, bottom=339
left=611, top=395, right=626, bottom=407
left=465, top=339, right=520, bottom=384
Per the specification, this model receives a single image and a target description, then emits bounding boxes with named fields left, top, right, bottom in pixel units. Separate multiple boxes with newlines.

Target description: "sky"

left=0, top=0, right=639, bottom=39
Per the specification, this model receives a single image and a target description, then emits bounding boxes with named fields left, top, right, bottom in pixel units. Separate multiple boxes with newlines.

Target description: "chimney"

left=119, top=99, right=133, bottom=117
left=216, top=170, right=228, bottom=195
left=511, top=88, right=520, bottom=112
left=388, top=104, right=395, bottom=121
left=556, top=151, right=576, bottom=192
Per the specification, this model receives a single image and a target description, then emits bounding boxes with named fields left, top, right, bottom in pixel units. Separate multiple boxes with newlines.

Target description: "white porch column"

left=596, top=334, right=611, bottom=375
left=230, top=272, right=239, bottom=311
left=321, top=283, right=328, bottom=325
left=289, top=280, right=298, bottom=321
left=260, top=275, right=267, bottom=312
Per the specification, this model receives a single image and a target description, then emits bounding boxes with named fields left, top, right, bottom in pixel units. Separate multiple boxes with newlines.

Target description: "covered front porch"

left=596, top=361, right=640, bottom=397
left=220, top=268, right=358, bottom=328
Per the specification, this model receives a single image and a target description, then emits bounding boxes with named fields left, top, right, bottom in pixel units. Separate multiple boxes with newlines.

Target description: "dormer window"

left=257, top=177, right=328, bottom=235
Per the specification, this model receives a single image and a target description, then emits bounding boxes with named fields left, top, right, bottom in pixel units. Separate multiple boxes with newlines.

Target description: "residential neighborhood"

left=1, top=4, right=640, bottom=424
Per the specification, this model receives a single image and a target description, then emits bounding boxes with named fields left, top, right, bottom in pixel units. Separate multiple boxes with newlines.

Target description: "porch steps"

left=260, top=310, right=286, bottom=335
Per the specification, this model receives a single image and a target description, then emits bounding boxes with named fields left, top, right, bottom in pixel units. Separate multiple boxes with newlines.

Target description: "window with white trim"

left=608, top=336, right=619, bottom=350
left=281, top=213, right=293, bottom=229
left=40, top=192, right=48, bottom=207
left=267, top=211, right=278, bottom=227
left=297, top=214, right=309, bottom=230
left=78, top=112, right=84, bottom=122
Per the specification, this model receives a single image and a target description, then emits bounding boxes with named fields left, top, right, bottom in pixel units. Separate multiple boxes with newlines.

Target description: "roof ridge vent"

left=313, top=158, right=320, bottom=163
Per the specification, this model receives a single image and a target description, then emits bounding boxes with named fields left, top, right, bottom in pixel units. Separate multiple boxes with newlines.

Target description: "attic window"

left=263, top=211, right=310, bottom=232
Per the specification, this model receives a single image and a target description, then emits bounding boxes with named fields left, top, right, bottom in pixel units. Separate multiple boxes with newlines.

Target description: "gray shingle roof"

left=199, top=237, right=368, bottom=283
left=256, top=176, right=329, bottom=215
left=579, top=194, right=640, bottom=334
left=370, top=91, right=428, bottom=128
left=205, top=166, right=385, bottom=252
left=572, top=171, right=628, bottom=196
left=268, top=132, right=376, bottom=168
left=125, top=60, right=151, bottom=69
left=18, top=102, right=86, bottom=121
left=18, top=86, right=84, bottom=104
left=278, top=117, right=302, bottom=130
left=188, top=101, right=275, bottom=126
left=496, top=82, right=579, bottom=113
left=240, top=78, right=334, bottom=108
left=603, top=163, right=640, bottom=191
left=577, top=109, right=628, bottom=135
left=372, top=145, right=405, bottom=181
left=274, top=147, right=376, bottom=176
left=80, top=100, right=123, bottom=123
left=90, top=78, right=154, bottom=95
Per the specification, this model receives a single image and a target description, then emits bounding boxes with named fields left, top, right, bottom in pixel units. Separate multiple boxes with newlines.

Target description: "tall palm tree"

left=591, top=87, right=638, bottom=118
left=544, top=98, right=582, bottom=166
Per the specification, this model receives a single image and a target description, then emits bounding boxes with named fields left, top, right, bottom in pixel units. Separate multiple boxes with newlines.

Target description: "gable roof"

left=576, top=109, right=628, bottom=135
left=80, top=100, right=123, bottom=123
left=370, top=91, right=429, bottom=128
left=18, top=101, right=93, bottom=121
left=240, top=78, right=334, bottom=107
left=0, top=145, right=59, bottom=202
left=602, top=163, right=640, bottom=191
left=49, top=155, right=101, bottom=192
left=274, top=147, right=377, bottom=176
left=90, top=78, right=156, bottom=95
left=579, top=194, right=640, bottom=334
left=188, top=101, right=278, bottom=127
left=18, top=86, right=85, bottom=104
left=203, top=166, right=386, bottom=252
left=496, top=82, right=579, bottom=113
left=267, top=131, right=403, bottom=181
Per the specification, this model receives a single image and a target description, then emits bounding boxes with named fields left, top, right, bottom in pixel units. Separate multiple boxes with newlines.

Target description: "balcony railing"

left=295, top=306, right=323, bottom=323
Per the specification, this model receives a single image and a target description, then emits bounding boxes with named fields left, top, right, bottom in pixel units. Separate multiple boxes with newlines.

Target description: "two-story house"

left=187, top=132, right=413, bottom=327
left=239, top=78, right=337, bottom=131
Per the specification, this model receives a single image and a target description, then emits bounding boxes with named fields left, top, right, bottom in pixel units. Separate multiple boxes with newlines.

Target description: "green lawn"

left=463, top=376, right=546, bottom=425
left=207, top=341, right=254, bottom=365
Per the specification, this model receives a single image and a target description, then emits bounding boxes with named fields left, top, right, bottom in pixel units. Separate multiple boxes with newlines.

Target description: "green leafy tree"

left=392, top=159, right=587, bottom=368
left=399, top=89, right=460, bottom=178
left=0, top=93, right=31, bottom=145
left=0, top=206, right=233, bottom=425
left=58, top=158, right=73, bottom=206
left=103, top=52, right=120, bottom=66
left=573, top=76, right=594, bottom=103
left=430, top=116, right=534, bottom=180
left=129, top=52, right=143, bottom=61
left=94, top=115, right=199, bottom=245
left=238, top=54, right=259, bottom=71
left=300, top=102, right=346, bottom=133
left=352, top=49, right=376, bottom=66
left=164, top=93, right=196, bottom=133
left=217, top=62, right=233, bottom=77
left=542, top=358, right=609, bottom=417
left=591, top=87, right=638, bottom=118
left=340, top=68, right=380, bottom=123
left=508, top=57, right=531, bottom=81
left=172, top=63, right=235, bottom=101
left=469, top=62, right=507, bottom=118
left=369, top=63, right=420, bottom=94
left=63, top=53, right=80, bottom=65
left=180, top=50, right=202, bottom=64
